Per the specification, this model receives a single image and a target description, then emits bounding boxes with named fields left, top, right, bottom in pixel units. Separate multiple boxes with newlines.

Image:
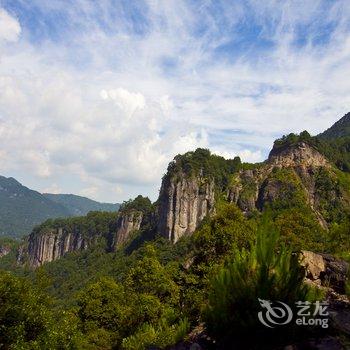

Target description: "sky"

left=1, top=0, right=350, bottom=203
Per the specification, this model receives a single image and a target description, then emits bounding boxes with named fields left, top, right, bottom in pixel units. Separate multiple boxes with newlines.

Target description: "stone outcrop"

left=227, top=142, right=336, bottom=226
left=0, top=245, right=10, bottom=258
left=300, top=250, right=349, bottom=293
left=158, top=174, right=215, bottom=243
left=112, top=210, right=143, bottom=248
left=267, top=142, right=329, bottom=169
left=28, top=228, right=89, bottom=267
left=28, top=210, right=144, bottom=267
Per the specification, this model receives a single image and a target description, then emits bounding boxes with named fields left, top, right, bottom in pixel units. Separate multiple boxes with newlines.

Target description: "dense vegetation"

left=0, top=175, right=120, bottom=238
left=1, top=201, right=348, bottom=349
left=0, top=176, right=71, bottom=237
left=1, top=115, right=350, bottom=348
left=165, top=148, right=242, bottom=190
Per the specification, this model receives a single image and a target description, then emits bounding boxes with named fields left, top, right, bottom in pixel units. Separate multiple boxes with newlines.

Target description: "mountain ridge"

left=0, top=176, right=120, bottom=238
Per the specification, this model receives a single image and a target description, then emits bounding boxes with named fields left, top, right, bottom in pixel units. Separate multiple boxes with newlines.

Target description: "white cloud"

left=43, top=183, right=62, bottom=194
left=1, top=1, right=350, bottom=202
left=0, top=8, right=21, bottom=42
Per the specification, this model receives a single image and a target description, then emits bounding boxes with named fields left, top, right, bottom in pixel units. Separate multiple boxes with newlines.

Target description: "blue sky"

left=0, top=0, right=350, bottom=202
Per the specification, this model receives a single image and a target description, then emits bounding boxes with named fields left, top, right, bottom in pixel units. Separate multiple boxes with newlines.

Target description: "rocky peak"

left=112, top=209, right=143, bottom=248
left=268, top=141, right=329, bottom=168
left=157, top=148, right=240, bottom=243
left=158, top=171, right=215, bottom=243
left=318, top=112, right=350, bottom=139
left=227, top=141, right=341, bottom=228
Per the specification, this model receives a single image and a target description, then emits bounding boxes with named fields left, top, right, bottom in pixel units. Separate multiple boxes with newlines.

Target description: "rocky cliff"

left=227, top=141, right=348, bottom=227
left=0, top=245, right=10, bottom=258
left=24, top=138, right=350, bottom=266
left=158, top=174, right=215, bottom=243
left=28, top=227, right=89, bottom=267
left=111, top=209, right=143, bottom=248
left=28, top=208, right=144, bottom=267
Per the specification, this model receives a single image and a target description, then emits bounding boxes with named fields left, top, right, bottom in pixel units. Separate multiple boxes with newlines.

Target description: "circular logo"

left=258, top=298, right=293, bottom=328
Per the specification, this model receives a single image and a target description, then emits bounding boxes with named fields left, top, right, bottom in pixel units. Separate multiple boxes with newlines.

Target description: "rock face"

left=158, top=174, right=215, bottom=243
left=28, top=210, right=144, bottom=267
left=0, top=245, right=10, bottom=258
left=227, top=142, right=338, bottom=226
left=28, top=228, right=89, bottom=267
left=268, top=142, right=329, bottom=169
left=112, top=210, right=143, bottom=248
left=300, top=250, right=349, bottom=293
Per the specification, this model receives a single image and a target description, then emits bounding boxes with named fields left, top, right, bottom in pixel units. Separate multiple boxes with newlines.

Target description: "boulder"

left=300, top=250, right=349, bottom=294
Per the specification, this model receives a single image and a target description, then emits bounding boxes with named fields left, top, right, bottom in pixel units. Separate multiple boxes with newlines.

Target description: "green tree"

left=203, top=217, right=320, bottom=348
left=0, top=271, right=82, bottom=349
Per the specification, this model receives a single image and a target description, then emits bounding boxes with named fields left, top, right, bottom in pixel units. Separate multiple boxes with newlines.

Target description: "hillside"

left=0, top=176, right=71, bottom=237
left=43, top=193, right=120, bottom=216
left=319, top=112, right=350, bottom=138
left=0, top=177, right=120, bottom=238
left=1, top=112, right=350, bottom=349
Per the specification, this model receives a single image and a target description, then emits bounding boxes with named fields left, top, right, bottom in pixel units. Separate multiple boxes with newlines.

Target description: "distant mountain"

left=43, top=193, right=120, bottom=216
left=318, top=112, right=350, bottom=138
left=0, top=176, right=120, bottom=238
left=0, top=176, right=70, bottom=237
left=315, top=112, right=350, bottom=172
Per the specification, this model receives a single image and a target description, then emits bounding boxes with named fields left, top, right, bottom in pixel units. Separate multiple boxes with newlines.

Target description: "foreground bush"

left=0, top=271, right=83, bottom=349
left=203, top=218, right=320, bottom=347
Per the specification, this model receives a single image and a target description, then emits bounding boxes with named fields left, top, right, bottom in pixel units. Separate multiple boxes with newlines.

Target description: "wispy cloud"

left=0, top=1, right=350, bottom=201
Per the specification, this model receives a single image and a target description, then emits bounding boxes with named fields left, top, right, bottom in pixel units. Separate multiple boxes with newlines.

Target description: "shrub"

left=203, top=217, right=320, bottom=348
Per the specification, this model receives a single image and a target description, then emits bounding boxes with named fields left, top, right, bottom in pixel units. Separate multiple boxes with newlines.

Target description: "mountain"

left=318, top=112, right=350, bottom=138
left=23, top=112, right=350, bottom=266
left=0, top=177, right=120, bottom=238
left=3, top=112, right=350, bottom=349
left=43, top=193, right=120, bottom=216
left=0, top=176, right=70, bottom=237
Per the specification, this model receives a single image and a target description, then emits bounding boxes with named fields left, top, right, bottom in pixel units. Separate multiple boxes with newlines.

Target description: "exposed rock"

left=112, top=210, right=143, bottom=247
left=16, top=245, right=25, bottom=264
left=228, top=142, right=337, bottom=227
left=28, top=228, right=88, bottom=267
left=321, top=253, right=349, bottom=294
left=300, top=250, right=349, bottom=294
left=158, top=174, right=215, bottom=243
left=300, top=250, right=326, bottom=282
left=27, top=209, right=144, bottom=267
left=0, top=245, right=10, bottom=258
left=268, top=142, right=329, bottom=169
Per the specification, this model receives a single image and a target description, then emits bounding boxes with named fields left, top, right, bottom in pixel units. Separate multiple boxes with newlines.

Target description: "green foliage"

left=193, top=202, right=256, bottom=264
left=0, top=271, right=83, bottom=349
left=125, top=245, right=180, bottom=305
left=120, top=195, right=153, bottom=214
left=32, top=211, right=118, bottom=240
left=203, top=217, right=320, bottom=347
left=314, top=168, right=347, bottom=222
left=273, top=130, right=312, bottom=151
left=263, top=168, right=308, bottom=211
left=165, top=148, right=242, bottom=190
left=326, top=219, right=350, bottom=253
left=76, top=277, right=134, bottom=347
left=74, top=245, right=185, bottom=349
left=121, top=318, right=189, bottom=350
left=274, top=208, right=326, bottom=251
